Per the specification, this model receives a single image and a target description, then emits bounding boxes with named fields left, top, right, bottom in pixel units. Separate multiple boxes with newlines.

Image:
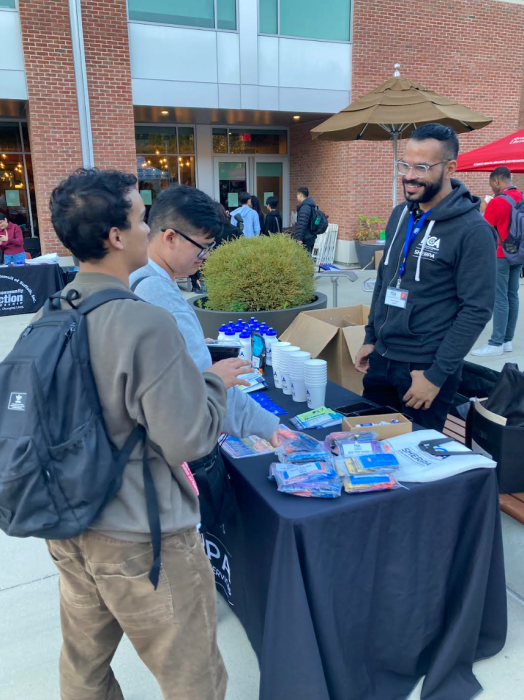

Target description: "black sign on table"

left=0, top=264, right=64, bottom=316
left=207, top=378, right=507, bottom=700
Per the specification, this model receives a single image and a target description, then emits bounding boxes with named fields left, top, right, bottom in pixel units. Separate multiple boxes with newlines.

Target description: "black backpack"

left=0, top=288, right=163, bottom=588
left=310, top=206, right=329, bottom=235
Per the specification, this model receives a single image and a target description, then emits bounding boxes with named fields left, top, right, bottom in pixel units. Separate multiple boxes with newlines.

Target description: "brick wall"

left=18, top=0, right=136, bottom=254
left=19, top=0, right=83, bottom=255
left=81, top=0, right=137, bottom=174
left=289, top=121, right=352, bottom=236
left=290, top=0, right=524, bottom=243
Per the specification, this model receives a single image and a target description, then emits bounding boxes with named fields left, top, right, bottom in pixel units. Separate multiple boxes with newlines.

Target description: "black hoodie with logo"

left=364, top=179, right=497, bottom=387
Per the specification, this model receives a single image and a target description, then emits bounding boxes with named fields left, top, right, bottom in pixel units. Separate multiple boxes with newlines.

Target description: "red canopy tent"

left=456, top=128, right=524, bottom=172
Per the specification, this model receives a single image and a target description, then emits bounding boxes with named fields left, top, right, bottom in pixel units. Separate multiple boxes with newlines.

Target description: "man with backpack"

left=0, top=169, right=252, bottom=700
left=293, top=187, right=328, bottom=253
left=472, top=166, right=523, bottom=357
left=229, top=191, right=260, bottom=237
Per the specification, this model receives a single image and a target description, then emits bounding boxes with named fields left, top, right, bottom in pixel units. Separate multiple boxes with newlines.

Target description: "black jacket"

left=364, top=179, right=497, bottom=387
left=294, top=197, right=316, bottom=243
left=263, top=210, right=283, bottom=235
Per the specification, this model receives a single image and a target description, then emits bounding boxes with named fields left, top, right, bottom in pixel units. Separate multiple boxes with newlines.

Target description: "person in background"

left=41, top=169, right=251, bottom=700
left=354, top=123, right=496, bottom=431
left=130, top=185, right=280, bottom=467
left=215, top=201, right=241, bottom=247
left=262, top=196, right=283, bottom=235
left=294, top=186, right=317, bottom=253
left=472, top=166, right=523, bottom=357
left=0, top=212, right=25, bottom=264
left=250, top=195, right=265, bottom=233
left=229, top=192, right=261, bottom=237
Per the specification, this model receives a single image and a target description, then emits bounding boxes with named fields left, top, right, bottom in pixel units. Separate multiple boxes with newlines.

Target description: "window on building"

left=135, top=126, right=196, bottom=214
left=212, top=129, right=287, bottom=155
left=0, top=121, right=38, bottom=238
left=0, top=1, right=16, bottom=8
left=128, top=0, right=237, bottom=31
left=259, top=0, right=351, bottom=42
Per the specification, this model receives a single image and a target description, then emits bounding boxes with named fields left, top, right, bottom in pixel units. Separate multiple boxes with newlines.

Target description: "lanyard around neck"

left=397, top=209, right=432, bottom=283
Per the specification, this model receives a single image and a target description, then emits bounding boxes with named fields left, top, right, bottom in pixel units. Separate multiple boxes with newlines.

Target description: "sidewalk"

left=1, top=275, right=524, bottom=699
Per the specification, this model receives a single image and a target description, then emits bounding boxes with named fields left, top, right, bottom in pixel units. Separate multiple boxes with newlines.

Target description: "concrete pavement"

left=1, top=273, right=524, bottom=699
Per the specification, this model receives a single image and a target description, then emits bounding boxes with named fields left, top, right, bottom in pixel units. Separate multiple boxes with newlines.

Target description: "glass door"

left=255, top=157, right=289, bottom=227
left=214, top=155, right=289, bottom=225
left=256, top=162, right=283, bottom=212
left=214, top=158, right=249, bottom=213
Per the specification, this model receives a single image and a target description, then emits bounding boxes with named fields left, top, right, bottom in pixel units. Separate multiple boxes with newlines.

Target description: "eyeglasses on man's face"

left=161, top=228, right=216, bottom=259
left=396, top=161, right=448, bottom=178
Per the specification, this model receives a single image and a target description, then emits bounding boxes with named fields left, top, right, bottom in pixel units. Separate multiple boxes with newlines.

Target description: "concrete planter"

left=189, top=292, right=328, bottom=338
left=355, top=240, right=385, bottom=270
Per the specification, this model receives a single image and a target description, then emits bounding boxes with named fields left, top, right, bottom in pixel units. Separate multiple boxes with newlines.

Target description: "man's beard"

left=403, top=170, right=445, bottom=204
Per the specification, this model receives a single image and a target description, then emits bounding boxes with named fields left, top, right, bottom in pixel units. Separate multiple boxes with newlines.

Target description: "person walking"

left=471, top=166, right=522, bottom=357
left=354, top=124, right=497, bottom=431
left=229, top=192, right=261, bottom=237
left=293, top=187, right=317, bottom=253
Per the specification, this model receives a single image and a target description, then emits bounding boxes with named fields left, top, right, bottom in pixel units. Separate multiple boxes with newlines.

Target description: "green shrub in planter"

left=201, top=234, right=316, bottom=312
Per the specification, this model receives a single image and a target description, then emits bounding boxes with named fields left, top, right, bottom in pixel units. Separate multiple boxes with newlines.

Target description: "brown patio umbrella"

left=311, top=66, right=492, bottom=206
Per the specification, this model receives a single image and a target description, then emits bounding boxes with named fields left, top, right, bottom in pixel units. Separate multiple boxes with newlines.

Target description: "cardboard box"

left=279, top=305, right=370, bottom=394
left=471, top=399, right=524, bottom=494
left=342, top=413, right=412, bottom=440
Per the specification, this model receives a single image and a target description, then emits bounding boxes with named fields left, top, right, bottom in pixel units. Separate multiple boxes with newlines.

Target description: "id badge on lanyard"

left=385, top=209, right=432, bottom=310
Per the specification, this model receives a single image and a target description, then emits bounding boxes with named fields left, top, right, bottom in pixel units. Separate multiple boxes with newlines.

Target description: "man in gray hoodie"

left=355, top=124, right=497, bottom=431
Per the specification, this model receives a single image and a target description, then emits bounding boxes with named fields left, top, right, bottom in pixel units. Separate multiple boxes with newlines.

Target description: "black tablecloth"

left=0, top=264, right=64, bottom=316
left=210, top=378, right=507, bottom=700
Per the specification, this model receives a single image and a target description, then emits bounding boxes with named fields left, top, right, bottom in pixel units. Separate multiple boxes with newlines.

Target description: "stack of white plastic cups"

left=288, top=351, right=311, bottom=402
left=304, top=359, right=328, bottom=408
left=279, top=345, right=300, bottom=395
left=271, top=341, right=291, bottom=389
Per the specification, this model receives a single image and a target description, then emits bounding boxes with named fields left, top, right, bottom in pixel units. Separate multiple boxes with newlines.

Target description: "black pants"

left=362, top=352, right=462, bottom=432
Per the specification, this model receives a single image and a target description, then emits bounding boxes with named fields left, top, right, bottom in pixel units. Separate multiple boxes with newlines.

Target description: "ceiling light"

left=161, top=110, right=169, bottom=115
left=293, top=115, right=300, bottom=120
left=155, top=150, right=159, bottom=154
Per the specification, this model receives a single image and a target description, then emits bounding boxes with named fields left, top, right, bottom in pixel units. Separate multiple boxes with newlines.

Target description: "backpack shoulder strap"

left=497, top=193, right=517, bottom=207
left=77, top=288, right=141, bottom=316
left=130, top=277, right=148, bottom=293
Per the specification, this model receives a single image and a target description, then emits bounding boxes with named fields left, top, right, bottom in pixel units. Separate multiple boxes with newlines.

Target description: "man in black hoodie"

left=355, top=124, right=496, bottom=431
left=294, top=186, right=317, bottom=252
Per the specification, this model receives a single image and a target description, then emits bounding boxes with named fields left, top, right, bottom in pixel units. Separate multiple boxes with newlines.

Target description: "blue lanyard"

left=397, top=209, right=432, bottom=283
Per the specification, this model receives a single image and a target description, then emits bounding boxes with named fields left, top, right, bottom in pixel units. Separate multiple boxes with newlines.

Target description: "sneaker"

left=503, top=342, right=513, bottom=353
left=471, top=343, right=503, bottom=357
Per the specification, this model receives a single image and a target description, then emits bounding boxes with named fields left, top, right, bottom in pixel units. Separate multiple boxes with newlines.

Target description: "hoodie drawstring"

left=384, top=206, right=409, bottom=266
left=415, top=220, right=435, bottom=282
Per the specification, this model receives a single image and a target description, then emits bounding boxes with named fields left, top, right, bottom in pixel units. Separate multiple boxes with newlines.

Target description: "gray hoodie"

left=364, top=179, right=497, bottom=387
left=130, top=261, right=279, bottom=440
